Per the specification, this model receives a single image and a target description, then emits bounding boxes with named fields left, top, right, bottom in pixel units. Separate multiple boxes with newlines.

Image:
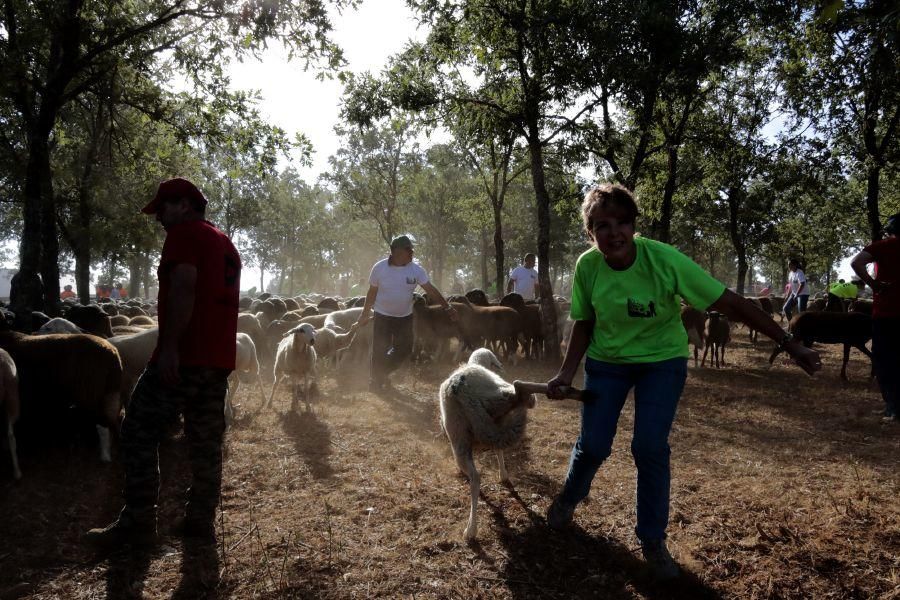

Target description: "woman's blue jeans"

left=559, top=357, right=687, bottom=541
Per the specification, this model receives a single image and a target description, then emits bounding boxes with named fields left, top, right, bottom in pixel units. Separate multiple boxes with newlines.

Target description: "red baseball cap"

left=141, top=177, right=208, bottom=214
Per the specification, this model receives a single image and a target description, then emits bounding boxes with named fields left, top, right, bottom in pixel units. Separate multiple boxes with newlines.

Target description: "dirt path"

left=1, top=338, right=898, bottom=598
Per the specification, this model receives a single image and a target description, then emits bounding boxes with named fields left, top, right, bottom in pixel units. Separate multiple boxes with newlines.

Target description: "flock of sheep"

left=680, top=293, right=875, bottom=379
left=0, top=286, right=877, bottom=544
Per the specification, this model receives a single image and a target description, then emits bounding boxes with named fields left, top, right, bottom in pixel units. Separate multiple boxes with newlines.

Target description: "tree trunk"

left=735, top=253, right=748, bottom=297
left=493, top=203, right=505, bottom=301
left=655, top=144, right=679, bottom=244
left=726, top=186, right=747, bottom=295
left=142, top=253, right=154, bottom=299
left=11, top=131, right=52, bottom=319
left=128, top=253, right=142, bottom=298
left=480, top=228, right=490, bottom=290
left=527, top=133, right=559, bottom=360
left=866, top=165, right=882, bottom=242
left=75, top=184, right=94, bottom=304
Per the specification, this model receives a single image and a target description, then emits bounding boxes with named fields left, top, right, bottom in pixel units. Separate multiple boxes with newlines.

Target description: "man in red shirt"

left=87, top=178, right=241, bottom=549
left=851, top=213, right=900, bottom=423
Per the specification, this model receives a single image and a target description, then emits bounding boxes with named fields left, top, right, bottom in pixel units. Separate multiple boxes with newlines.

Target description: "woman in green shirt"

left=546, top=184, right=820, bottom=579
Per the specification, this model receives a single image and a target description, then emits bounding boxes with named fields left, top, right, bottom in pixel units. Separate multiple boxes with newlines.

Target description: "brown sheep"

left=238, top=313, right=269, bottom=365
left=65, top=304, right=114, bottom=338
left=413, top=301, right=461, bottom=363
left=848, top=299, right=873, bottom=315
left=128, top=315, right=156, bottom=327
left=0, top=331, right=122, bottom=463
left=500, top=293, right=543, bottom=359
left=109, top=314, right=130, bottom=327
left=299, top=305, right=319, bottom=318
left=680, top=306, right=706, bottom=367
left=453, top=298, right=522, bottom=363
left=701, top=312, right=730, bottom=368
left=464, top=289, right=492, bottom=306
left=768, top=312, right=872, bottom=380
left=112, top=325, right=145, bottom=336
left=744, top=297, right=774, bottom=343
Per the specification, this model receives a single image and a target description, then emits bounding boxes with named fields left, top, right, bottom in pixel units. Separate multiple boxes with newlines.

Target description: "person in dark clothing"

left=851, top=213, right=900, bottom=422
left=86, top=177, right=241, bottom=549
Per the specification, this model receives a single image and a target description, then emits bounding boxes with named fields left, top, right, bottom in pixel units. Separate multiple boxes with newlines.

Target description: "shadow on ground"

left=279, top=410, right=335, bottom=480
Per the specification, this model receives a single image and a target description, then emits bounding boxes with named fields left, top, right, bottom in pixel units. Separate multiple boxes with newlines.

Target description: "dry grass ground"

left=1, top=333, right=898, bottom=599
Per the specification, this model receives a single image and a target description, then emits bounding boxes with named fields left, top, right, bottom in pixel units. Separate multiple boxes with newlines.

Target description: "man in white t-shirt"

left=507, top=253, right=539, bottom=300
left=783, top=258, right=809, bottom=319
left=356, top=235, right=457, bottom=391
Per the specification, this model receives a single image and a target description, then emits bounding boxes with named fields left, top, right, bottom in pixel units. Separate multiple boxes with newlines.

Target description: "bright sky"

left=228, top=0, right=426, bottom=180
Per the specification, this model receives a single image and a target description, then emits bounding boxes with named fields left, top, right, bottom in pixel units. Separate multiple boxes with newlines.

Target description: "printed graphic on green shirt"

left=627, top=298, right=657, bottom=318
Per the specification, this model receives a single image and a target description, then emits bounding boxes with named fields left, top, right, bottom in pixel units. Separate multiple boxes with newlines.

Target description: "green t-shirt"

left=570, top=237, right=726, bottom=363
left=828, top=281, right=858, bottom=299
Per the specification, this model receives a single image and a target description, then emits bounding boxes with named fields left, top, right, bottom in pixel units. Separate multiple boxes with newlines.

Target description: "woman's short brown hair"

left=581, top=183, right=639, bottom=234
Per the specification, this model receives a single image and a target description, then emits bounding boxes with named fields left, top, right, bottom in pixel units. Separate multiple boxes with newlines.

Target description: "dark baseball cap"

left=884, top=213, right=900, bottom=235
left=390, top=235, right=414, bottom=250
left=141, top=178, right=207, bottom=214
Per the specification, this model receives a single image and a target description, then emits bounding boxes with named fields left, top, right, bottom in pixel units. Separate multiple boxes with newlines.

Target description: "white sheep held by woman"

left=438, top=348, right=535, bottom=541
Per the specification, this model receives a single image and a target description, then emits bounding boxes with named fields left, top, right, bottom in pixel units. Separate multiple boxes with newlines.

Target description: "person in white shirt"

left=783, top=259, right=809, bottom=319
left=357, top=235, right=457, bottom=391
left=507, top=253, right=539, bottom=300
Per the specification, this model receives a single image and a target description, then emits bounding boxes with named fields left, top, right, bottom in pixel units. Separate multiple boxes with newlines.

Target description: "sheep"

left=299, top=305, right=319, bottom=318
left=225, top=333, right=267, bottom=423
left=109, top=314, right=130, bottom=327
left=111, top=325, right=146, bottom=336
left=264, top=319, right=299, bottom=364
left=464, top=289, right=492, bottom=306
left=411, top=299, right=460, bottom=363
left=299, top=313, right=329, bottom=329
left=128, top=315, right=156, bottom=327
left=680, top=306, right=706, bottom=367
left=0, top=348, right=21, bottom=479
left=238, top=313, right=268, bottom=365
left=0, top=331, right=122, bottom=463
left=500, top=293, right=543, bottom=359
left=768, top=312, right=873, bottom=380
left=266, top=323, right=319, bottom=412
left=701, top=311, right=730, bottom=368
left=322, top=308, right=375, bottom=388
left=438, top=348, right=536, bottom=541
left=35, top=317, right=85, bottom=335
left=468, top=347, right=504, bottom=371
left=313, top=325, right=358, bottom=367
left=65, top=304, right=113, bottom=338
left=743, top=297, right=773, bottom=343
left=316, top=297, right=341, bottom=313
left=806, top=297, right=827, bottom=312
left=452, top=298, right=522, bottom=363
left=849, top=299, right=873, bottom=315
left=107, top=328, right=159, bottom=407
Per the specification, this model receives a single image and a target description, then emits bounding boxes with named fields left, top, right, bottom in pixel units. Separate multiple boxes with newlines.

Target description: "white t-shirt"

left=789, top=269, right=808, bottom=296
left=369, top=258, right=430, bottom=317
left=509, top=265, right=538, bottom=300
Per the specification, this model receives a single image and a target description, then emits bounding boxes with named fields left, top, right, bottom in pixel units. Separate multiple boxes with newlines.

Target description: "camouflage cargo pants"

left=119, top=365, right=230, bottom=527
